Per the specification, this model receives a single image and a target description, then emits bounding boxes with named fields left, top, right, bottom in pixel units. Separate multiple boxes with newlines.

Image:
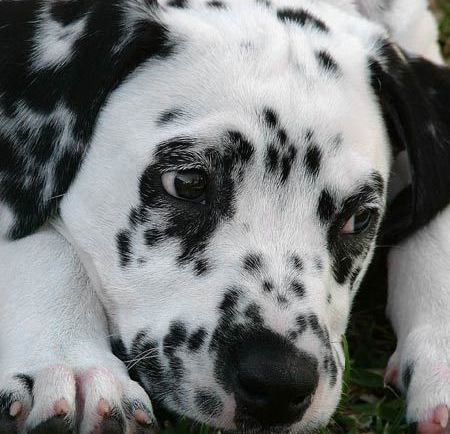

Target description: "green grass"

left=160, top=6, right=450, bottom=434
left=435, top=0, right=450, bottom=60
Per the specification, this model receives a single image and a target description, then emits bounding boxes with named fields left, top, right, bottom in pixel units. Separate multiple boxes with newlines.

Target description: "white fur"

left=0, top=0, right=446, bottom=431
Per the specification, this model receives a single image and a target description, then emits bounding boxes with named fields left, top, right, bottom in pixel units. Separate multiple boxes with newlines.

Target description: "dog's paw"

left=385, top=327, right=450, bottom=434
left=0, top=364, right=157, bottom=434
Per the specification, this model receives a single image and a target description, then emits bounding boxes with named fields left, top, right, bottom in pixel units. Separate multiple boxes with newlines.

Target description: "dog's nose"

left=232, top=330, right=318, bottom=426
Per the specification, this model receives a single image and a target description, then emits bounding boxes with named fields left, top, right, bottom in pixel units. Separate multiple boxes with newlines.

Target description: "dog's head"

left=2, top=0, right=449, bottom=432
left=62, top=1, right=392, bottom=430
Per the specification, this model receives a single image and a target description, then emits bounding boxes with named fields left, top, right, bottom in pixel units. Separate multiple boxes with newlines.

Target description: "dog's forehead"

left=119, top=0, right=391, bottom=177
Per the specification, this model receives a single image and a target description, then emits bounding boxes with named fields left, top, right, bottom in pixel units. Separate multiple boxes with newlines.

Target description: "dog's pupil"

left=354, top=209, right=372, bottom=232
left=174, top=171, right=206, bottom=199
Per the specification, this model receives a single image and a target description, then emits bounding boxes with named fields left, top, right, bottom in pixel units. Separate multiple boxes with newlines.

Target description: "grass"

left=160, top=5, right=450, bottom=434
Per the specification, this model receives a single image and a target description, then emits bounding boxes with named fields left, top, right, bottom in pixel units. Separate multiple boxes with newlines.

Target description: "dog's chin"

left=153, top=401, right=293, bottom=434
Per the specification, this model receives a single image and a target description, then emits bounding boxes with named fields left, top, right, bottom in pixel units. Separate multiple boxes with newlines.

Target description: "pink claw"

left=417, top=406, right=449, bottom=434
left=96, top=399, right=111, bottom=418
left=135, top=408, right=152, bottom=426
left=9, top=402, right=22, bottom=418
left=384, top=352, right=400, bottom=388
left=54, top=398, right=69, bottom=417
left=434, top=406, right=449, bottom=429
left=384, top=365, right=399, bottom=387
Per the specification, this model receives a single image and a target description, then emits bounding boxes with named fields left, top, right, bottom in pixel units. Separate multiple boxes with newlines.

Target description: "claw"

left=384, top=366, right=399, bottom=387
left=384, top=352, right=400, bottom=387
left=434, top=406, right=449, bottom=429
left=9, top=402, right=22, bottom=418
left=417, top=406, right=449, bottom=434
left=135, top=409, right=151, bottom=426
left=54, top=399, right=69, bottom=417
left=97, top=399, right=111, bottom=418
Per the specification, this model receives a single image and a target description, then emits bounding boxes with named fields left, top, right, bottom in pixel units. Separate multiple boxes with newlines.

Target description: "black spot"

left=195, top=390, right=224, bottom=417
left=15, top=374, right=34, bottom=394
left=277, top=294, right=289, bottom=305
left=218, top=287, right=241, bottom=314
left=315, top=50, right=340, bottom=74
left=169, top=355, right=185, bottom=381
left=332, top=133, right=343, bottom=150
left=265, top=145, right=279, bottom=173
left=290, top=280, right=305, bottom=298
left=110, top=337, right=128, bottom=362
left=290, top=254, right=304, bottom=271
left=308, top=314, right=331, bottom=349
left=144, top=228, right=165, bottom=247
left=263, top=108, right=278, bottom=128
left=244, top=303, right=264, bottom=325
left=157, top=108, right=184, bottom=124
left=242, top=253, right=263, bottom=273
left=256, top=0, right=271, bottom=7
left=194, top=258, right=210, bottom=276
left=287, top=330, right=298, bottom=341
left=304, top=145, right=322, bottom=178
left=329, top=358, right=338, bottom=386
left=168, top=0, right=188, bottom=6
left=317, top=189, right=336, bottom=224
left=308, top=314, right=321, bottom=334
left=277, top=8, right=329, bottom=32
left=327, top=293, right=332, bottom=304
left=333, top=255, right=354, bottom=285
left=207, top=0, right=226, bottom=8
left=280, top=145, right=297, bottom=184
left=402, top=362, right=414, bottom=390
left=130, top=331, right=164, bottom=390
left=129, top=207, right=141, bottom=227
left=277, top=128, right=288, bottom=146
left=227, top=131, right=255, bottom=165
left=117, top=230, right=132, bottom=267
left=296, top=315, right=307, bottom=334
left=163, top=321, right=188, bottom=357
left=188, top=328, right=207, bottom=352
left=262, top=280, right=274, bottom=293
left=314, top=256, right=323, bottom=271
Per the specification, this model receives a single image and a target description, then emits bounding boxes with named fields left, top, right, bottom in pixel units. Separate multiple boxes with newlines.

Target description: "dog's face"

left=62, top=1, right=392, bottom=431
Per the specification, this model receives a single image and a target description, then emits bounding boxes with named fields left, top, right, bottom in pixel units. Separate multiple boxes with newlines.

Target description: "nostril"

left=291, top=394, right=307, bottom=406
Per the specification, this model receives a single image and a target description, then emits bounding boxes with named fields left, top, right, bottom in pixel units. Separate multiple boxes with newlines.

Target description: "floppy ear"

left=0, top=0, right=170, bottom=240
left=369, top=42, right=450, bottom=243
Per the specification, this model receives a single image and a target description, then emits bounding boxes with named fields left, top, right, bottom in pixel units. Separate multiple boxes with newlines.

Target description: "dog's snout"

left=232, top=329, right=318, bottom=426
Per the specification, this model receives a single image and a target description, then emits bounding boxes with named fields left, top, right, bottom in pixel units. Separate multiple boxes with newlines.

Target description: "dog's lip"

left=153, top=399, right=292, bottom=433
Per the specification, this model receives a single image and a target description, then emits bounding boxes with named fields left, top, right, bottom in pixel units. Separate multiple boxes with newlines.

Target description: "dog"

left=0, top=0, right=449, bottom=433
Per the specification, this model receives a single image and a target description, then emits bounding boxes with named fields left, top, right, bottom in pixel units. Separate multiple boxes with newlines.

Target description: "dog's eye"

left=341, top=209, right=373, bottom=235
left=161, top=170, right=207, bottom=202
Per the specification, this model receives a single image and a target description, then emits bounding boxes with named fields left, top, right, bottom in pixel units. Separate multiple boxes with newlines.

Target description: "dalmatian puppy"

left=0, top=0, right=449, bottom=433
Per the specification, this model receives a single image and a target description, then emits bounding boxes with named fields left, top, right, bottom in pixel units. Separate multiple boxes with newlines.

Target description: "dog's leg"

left=386, top=204, right=450, bottom=434
left=0, top=228, right=156, bottom=434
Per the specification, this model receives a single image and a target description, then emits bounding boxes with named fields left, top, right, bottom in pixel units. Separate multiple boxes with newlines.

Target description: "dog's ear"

left=369, top=42, right=450, bottom=243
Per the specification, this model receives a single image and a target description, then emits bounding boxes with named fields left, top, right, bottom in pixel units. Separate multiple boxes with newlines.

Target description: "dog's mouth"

left=152, top=400, right=292, bottom=434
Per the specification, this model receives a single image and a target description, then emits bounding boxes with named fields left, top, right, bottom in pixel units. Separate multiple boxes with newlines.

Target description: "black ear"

left=369, top=42, right=450, bottom=243
left=0, top=0, right=171, bottom=239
